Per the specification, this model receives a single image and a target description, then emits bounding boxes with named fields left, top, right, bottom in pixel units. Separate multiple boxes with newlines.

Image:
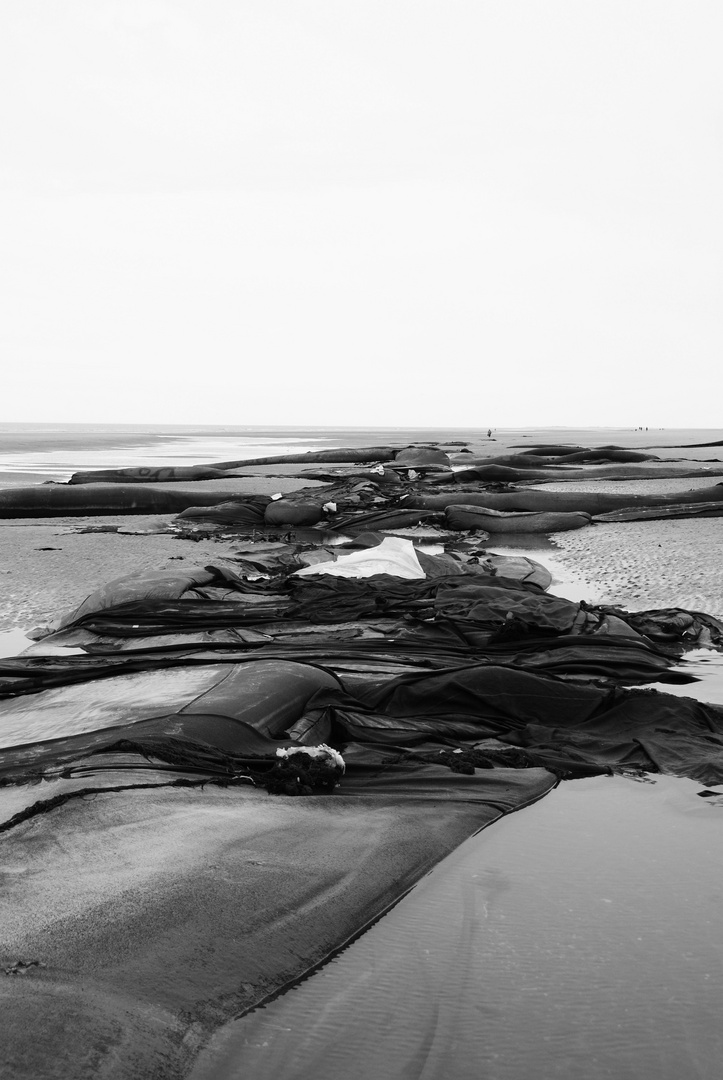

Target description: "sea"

left=2, top=421, right=721, bottom=486
left=2, top=423, right=723, bottom=1079
left=0, top=422, right=485, bottom=486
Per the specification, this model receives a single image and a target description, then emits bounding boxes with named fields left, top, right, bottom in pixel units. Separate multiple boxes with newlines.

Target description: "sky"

left=1, top=1, right=721, bottom=427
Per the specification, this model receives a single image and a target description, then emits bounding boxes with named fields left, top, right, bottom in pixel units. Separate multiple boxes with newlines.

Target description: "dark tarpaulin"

left=0, top=652, right=558, bottom=1079
left=2, top=592, right=723, bottom=1077
left=294, top=663, right=723, bottom=784
left=3, top=656, right=723, bottom=792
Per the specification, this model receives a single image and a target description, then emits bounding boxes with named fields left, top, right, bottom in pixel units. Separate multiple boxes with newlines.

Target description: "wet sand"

left=0, top=521, right=241, bottom=634
left=541, top=478, right=723, bottom=618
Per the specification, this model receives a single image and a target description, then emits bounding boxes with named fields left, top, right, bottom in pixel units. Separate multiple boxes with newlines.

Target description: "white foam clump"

left=276, top=744, right=346, bottom=772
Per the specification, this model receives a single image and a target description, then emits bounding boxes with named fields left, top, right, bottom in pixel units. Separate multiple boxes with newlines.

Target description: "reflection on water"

left=652, top=649, right=723, bottom=706
left=487, top=540, right=605, bottom=604
left=193, top=775, right=723, bottom=1080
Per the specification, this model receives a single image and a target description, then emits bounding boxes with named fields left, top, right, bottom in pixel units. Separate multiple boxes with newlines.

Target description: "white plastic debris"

left=276, top=744, right=346, bottom=772
left=293, top=536, right=426, bottom=580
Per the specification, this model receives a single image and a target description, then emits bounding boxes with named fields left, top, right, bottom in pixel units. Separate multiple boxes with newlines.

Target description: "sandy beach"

left=3, top=426, right=723, bottom=1080
left=2, top=429, right=722, bottom=635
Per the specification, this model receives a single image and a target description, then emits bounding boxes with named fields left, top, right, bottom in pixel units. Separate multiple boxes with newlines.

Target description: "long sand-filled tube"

left=453, top=464, right=723, bottom=484
left=450, top=450, right=659, bottom=467
left=68, top=447, right=407, bottom=483
left=446, top=505, right=593, bottom=533
left=593, top=501, right=723, bottom=522
left=408, top=483, right=723, bottom=515
left=0, top=483, right=255, bottom=517
left=68, top=465, right=248, bottom=484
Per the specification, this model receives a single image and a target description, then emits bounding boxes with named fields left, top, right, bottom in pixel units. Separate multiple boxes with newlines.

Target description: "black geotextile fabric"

left=56, top=573, right=552, bottom=633
left=50, top=581, right=723, bottom=655
left=2, top=657, right=723, bottom=794
left=293, top=663, right=723, bottom=784
left=0, top=632, right=690, bottom=700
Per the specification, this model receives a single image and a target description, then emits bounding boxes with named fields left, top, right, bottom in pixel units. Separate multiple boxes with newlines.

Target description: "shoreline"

left=3, top=430, right=723, bottom=1079
left=2, top=484, right=723, bottom=640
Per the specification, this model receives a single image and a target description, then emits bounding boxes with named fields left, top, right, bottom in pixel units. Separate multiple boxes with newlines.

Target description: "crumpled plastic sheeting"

left=296, top=664, right=723, bottom=784
left=294, top=536, right=426, bottom=579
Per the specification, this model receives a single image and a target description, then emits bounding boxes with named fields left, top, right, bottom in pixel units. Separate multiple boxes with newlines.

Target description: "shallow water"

left=486, top=538, right=605, bottom=604
left=653, top=649, right=723, bottom=706
left=192, top=774, right=723, bottom=1080
left=0, top=628, right=32, bottom=658
left=0, top=434, right=329, bottom=484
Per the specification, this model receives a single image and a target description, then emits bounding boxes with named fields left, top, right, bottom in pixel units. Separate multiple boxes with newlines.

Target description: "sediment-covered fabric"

left=594, top=501, right=723, bottom=522
left=0, top=768, right=555, bottom=1079
left=0, top=659, right=341, bottom=753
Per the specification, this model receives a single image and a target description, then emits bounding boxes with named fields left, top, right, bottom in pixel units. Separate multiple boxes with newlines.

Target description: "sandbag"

left=394, top=447, right=450, bottom=466
left=264, top=501, right=323, bottom=526
left=445, top=505, right=592, bottom=533
left=593, top=501, right=723, bottom=522
left=408, top=483, right=723, bottom=516
left=69, top=466, right=232, bottom=484
left=175, top=500, right=268, bottom=525
left=0, top=484, right=245, bottom=517
left=551, top=448, right=659, bottom=464
left=452, top=465, right=582, bottom=482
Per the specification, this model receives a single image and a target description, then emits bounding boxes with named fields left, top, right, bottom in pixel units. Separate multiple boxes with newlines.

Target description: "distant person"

left=487, top=429, right=492, bottom=438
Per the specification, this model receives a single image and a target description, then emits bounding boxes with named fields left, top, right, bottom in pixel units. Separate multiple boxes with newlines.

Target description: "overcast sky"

left=1, top=1, right=721, bottom=427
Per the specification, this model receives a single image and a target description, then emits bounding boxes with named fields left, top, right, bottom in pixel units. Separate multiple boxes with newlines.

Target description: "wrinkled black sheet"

left=2, top=656, right=723, bottom=794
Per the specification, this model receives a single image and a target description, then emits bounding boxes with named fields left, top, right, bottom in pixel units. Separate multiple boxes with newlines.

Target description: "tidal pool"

left=192, top=773, right=723, bottom=1080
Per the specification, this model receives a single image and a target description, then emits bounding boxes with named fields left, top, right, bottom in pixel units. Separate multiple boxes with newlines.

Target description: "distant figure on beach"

left=487, top=429, right=492, bottom=438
